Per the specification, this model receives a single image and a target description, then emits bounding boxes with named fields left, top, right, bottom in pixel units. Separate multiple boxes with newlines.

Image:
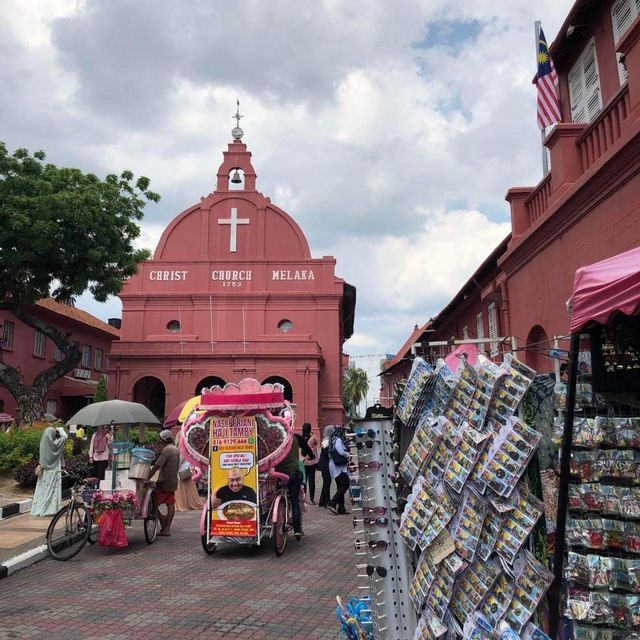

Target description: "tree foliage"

left=342, top=367, right=370, bottom=418
left=93, top=374, right=109, bottom=403
left=0, top=143, right=159, bottom=423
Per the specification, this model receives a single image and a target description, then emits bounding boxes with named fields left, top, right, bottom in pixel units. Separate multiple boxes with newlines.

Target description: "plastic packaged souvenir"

left=504, top=550, right=554, bottom=632
left=449, top=487, right=487, bottom=561
left=397, top=357, right=435, bottom=425
left=521, top=623, right=552, bottom=640
left=477, top=504, right=501, bottom=560
left=409, top=552, right=437, bottom=612
left=444, top=425, right=488, bottom=494
left=450, top=558, right=501, bottom=623
left=478, top=572, right=513, bottom=627
left=494, top=490, right=544, bottom=565
left=426, top=561, right=456, bottom=621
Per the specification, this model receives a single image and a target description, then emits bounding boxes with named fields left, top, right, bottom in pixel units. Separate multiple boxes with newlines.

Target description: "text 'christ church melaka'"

left=109, top=117, right=356, bottom=431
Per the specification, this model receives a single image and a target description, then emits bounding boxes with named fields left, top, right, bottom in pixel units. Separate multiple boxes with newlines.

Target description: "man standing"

left=148, top=429, right=180, bottom=537
left=212, top=468, right=257, bottom=507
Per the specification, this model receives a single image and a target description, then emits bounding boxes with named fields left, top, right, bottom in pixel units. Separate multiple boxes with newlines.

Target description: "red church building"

left=109, top=122, right=355, bottom=429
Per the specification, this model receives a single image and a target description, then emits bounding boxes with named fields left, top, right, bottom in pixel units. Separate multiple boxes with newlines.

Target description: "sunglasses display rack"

left=349, top=417, right=417, bottom=640
left=393, top=354, right=558, bottom=640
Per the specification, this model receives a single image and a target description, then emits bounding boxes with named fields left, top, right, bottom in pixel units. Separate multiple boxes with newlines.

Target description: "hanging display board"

left=394, top=353, right=555, bottom=640
left=208, top=415, right=259, bottom=540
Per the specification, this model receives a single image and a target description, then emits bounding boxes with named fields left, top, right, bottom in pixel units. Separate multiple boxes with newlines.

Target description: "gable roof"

left=381, top=320, right=432, bottom=375
left=34, top=299, right=120, bottom=338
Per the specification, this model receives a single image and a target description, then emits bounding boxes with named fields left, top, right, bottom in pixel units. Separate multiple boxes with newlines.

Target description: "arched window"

left=195, top=376, right=227, bottom=395
left=262, top=376, right=293, bottom=402
left=167, top=320, right=180, bottom=333
left=525, top=325, right=550, bottom=374
left=278, top=319, right=293, bottom=334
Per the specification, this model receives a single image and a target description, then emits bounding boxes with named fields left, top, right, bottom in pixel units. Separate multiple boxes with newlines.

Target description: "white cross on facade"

left=218, top=207, right=249, bottom=253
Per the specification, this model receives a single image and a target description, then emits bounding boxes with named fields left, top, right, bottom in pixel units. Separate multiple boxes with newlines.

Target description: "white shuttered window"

left=488, top=303, right=499, bottom=357
left=568, top=38, right=602, bottom=123
left=611, top=0, right=640, bottom=84
left=476, top=313, right=485, bottom=354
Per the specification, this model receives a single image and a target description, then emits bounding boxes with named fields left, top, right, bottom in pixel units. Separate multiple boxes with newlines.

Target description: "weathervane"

left=232, top=99, right=244, bottom=140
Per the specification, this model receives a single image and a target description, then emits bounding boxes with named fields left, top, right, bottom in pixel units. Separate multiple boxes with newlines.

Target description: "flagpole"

left=535, top=20, right=550, bottom=176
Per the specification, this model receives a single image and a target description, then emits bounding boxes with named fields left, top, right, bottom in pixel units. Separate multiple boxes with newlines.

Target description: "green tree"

left=0, top=143, right=159, bottom=424
left=93, top=374, right=108, bottom=403
left=342, top=367, right=370, bottom=418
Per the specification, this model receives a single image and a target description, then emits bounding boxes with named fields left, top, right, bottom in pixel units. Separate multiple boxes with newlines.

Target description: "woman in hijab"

left=328, top=426, right=350, bottom=515
left=174, top=429, right=203, bottom=511
left=317, top=425, right=335, bottom=508
left=31, top=424, right=68, bottom=517
left=89, top=424, right=112, bottom=480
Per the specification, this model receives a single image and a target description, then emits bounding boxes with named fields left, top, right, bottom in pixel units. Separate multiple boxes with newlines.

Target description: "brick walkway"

left=0, top=506, right=360, bottom=640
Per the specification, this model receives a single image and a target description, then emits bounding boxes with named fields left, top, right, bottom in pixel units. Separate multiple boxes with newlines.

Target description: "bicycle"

left=46, top=471, right=98, bottom=561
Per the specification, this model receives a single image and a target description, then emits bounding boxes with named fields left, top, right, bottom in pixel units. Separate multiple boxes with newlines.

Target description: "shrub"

left=13, top=453, right=92, bottom=489
left=0, top=425, right=74, bottom=473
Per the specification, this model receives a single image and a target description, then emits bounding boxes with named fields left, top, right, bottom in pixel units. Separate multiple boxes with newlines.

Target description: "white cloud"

left=1, top=0, right=575, bottom=357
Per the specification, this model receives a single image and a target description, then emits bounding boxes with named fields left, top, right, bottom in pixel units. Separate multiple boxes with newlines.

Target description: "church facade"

left=108, top=129, right=355, bottom=430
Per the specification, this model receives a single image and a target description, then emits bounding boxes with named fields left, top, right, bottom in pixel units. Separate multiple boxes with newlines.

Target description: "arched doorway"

left=133, top=377, right=166, bottom=420
left=525, top=325, right=550, bottom=374
left=194, top=376, right=226, bottom=395
left=262, top=376, right=293, bottom=402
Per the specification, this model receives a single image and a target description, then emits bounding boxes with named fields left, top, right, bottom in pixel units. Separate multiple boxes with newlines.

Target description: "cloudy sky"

left=2, top=0, right=574, bottom=356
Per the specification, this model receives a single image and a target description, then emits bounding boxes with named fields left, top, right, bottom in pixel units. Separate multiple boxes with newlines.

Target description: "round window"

left=277, top=319, right=293, bottom=334
left=167, top=320, right=180, bottom=333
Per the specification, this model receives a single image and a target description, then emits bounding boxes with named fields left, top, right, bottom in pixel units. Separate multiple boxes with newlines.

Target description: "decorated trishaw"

left=178, top=378, right=303, bottom=556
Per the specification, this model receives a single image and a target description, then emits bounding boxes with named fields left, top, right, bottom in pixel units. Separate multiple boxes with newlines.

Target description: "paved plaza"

left=0, top=506, right=361, bottom=640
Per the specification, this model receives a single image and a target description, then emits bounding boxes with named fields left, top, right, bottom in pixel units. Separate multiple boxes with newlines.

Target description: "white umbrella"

left=65, top=400, right=160, bottom=427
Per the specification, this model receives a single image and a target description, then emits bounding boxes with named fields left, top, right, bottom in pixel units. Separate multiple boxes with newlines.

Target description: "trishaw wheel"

left=144, top=493, right=159, bottom=544
left=273, top=497, right=287, bottom=557
left=201, top=534, right=217, bottom=555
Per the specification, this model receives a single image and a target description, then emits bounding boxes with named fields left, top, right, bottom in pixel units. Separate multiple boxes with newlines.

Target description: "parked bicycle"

left=46, top=471, right=98, bottom=561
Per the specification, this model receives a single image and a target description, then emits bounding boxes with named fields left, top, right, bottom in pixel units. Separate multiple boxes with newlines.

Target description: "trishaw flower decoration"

left=91, top=490, right=139, bottom=518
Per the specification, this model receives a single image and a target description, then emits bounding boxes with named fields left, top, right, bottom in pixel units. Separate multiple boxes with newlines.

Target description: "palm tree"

left=342, top=367, right=369, bottom=418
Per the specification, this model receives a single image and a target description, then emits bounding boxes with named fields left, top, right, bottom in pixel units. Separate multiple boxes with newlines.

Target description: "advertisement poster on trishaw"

left=209, top=415, right=259, bottom=539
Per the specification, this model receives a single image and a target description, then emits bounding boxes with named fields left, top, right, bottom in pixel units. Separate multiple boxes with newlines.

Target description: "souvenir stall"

left=342, top=343, right=562, bottom=640
left=551, top=246, right=640, bottom=639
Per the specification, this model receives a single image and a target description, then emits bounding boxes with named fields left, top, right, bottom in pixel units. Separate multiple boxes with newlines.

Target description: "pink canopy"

left=570, top=246, right=640, bottom=333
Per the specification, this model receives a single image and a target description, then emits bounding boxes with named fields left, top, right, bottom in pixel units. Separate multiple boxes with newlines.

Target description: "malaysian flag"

left=536, top=27, right=561, bottom=129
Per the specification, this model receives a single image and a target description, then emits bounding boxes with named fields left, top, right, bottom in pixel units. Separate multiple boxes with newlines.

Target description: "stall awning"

left=59, top=376, right=99, bottom=397
left=570, top=246, right=640, bottom=333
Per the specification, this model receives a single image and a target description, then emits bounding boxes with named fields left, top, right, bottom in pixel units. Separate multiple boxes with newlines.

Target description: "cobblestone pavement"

left=0, top=505, right=360, bottom=640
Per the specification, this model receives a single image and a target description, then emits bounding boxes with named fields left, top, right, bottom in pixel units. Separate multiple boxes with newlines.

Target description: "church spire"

left=232, top=99, right=244, bottom=141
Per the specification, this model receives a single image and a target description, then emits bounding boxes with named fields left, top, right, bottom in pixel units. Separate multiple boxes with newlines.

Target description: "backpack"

left=329, top=437, right=348, bottom=466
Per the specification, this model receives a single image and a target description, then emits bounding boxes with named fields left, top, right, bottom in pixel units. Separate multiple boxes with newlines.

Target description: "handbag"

left=330, top=439, right=348, bottom=466
left=178, top=459, right=192, bottom=480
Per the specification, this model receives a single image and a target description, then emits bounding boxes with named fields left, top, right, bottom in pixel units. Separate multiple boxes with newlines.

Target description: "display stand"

left=349, top=417, right=416, bottom=640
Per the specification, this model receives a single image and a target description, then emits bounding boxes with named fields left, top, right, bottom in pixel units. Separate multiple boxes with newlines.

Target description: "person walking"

left=328, top=426, right=350, bottom=515
left=174, top=430, right=203, bottom=511
left=148, top=430, right=181, bottom=537
left=88, top=424, right=112, bottom=480
left=32, top=424, right=68, bottom=516
left=301, top=422, right=319, bottom=505
left=317, top=425, right=334, bottom=508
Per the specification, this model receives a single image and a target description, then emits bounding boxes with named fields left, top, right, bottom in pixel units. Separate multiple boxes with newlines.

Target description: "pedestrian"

left=301, top=422, right=319, bottom=504
left=317, top=424, right=334, bottom=508
left=31, top=424, right=68, bottom=516
left=88, top=424, right=112, bottom=480
left=328, top=425, right=350, bottom=515
left=174, top=430, right=203, bottom=511
left=148, top=429, right=180, bottom=536
left=75, top=425, right=86, bottom=440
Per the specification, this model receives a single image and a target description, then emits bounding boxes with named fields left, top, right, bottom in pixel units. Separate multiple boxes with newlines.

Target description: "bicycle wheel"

left=46, top=503, right=91, bottom=561
left=273, top=496, right=287, bottom=557
left=144, top=493, right=159, bottom=544
left=86, top=511, right=99, bottom=544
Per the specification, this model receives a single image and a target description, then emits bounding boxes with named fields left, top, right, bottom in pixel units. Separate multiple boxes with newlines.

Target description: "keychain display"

left=396, top=353, right=552, bottom=640
left=554, top=417, right=640, bottom=449
left=568, top=483, right=640, bottom=519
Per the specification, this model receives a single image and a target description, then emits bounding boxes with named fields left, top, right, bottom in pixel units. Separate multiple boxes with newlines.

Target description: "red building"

left=0, top=299, right=120, bottom=421
left=109, top=128, right=355, bottom=429
left=383, top=0, right=640, bottom=390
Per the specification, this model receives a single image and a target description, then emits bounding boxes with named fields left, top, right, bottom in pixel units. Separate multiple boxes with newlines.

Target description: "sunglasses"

left=361, top=506, right=387, bottom=516
left=354, top=428, right=377, bottom=438
left=358, top=461, right=382, bottom=471
left=365, top=565, right=388, bottom=578
left=354, top=516, right=389, bottom=527
left=355, top=440, right=378, bottom=450
left=355, top=540, right=389, bottom=551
